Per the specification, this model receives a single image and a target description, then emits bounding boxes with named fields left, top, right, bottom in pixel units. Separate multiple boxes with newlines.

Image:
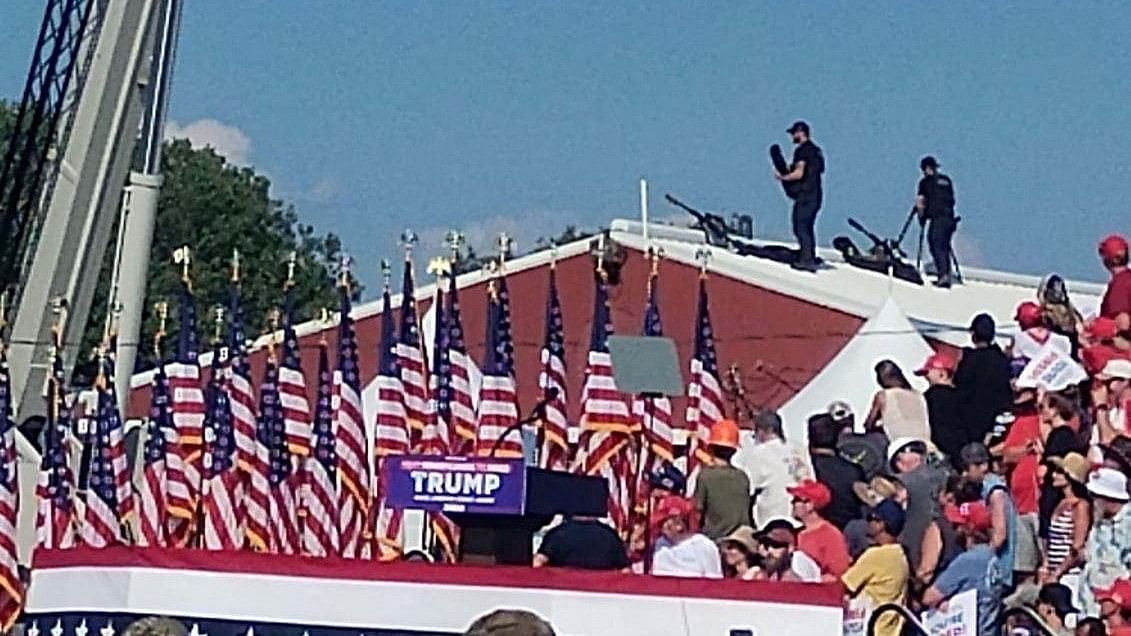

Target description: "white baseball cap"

left=887, top=437, right=928, bottom=469
left=1087, top=467, right=1130, bottom=502
left=1098, top=359, right=1131, bottom=381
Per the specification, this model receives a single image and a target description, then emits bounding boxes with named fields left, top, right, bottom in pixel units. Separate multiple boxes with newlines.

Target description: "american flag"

left=36, top=333, right=76, bottom=549
left=421, top=285, right=450, bottom=456
left=539, top=267, right=569, bottom=470
left=475, top=283, right=521, bottom=458
left=373, top=285, right=409, bottom=560
left=302, top=343, right=340, bottom=557
left=166, top=279, right=203, bottom=546
left=577, top=271, right=633, bottom=533
left=201, top=349, right=244, bottom=551
left=279, top=286, right=312, bottom=459
left=0, top=348, right=24, bottom=629
left=685, top=276, right=725, bottom=480
left=333, top=283, right=369, bottom=559
left=136, top=361, right=172, bottom=548
left=632, top=267, right=674, bottom=481
left=262, top=356, right=298, bottom=555
left=397, top=263, right=430, bottom=452
left=443, top=272, right=476, bottom=455
left=228, top=281, right=258, bottom=483
left=79, top=354, right=131, bottom=547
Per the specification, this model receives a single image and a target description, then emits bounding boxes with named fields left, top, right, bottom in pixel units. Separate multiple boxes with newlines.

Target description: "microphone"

left=490, top=388, right=559, bottom=458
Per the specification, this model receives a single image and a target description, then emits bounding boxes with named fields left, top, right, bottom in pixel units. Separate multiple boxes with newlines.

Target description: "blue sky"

left=2, top=2, right=1128, bottom=294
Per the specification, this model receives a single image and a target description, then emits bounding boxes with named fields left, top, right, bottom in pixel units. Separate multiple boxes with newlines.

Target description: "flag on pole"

left=578, top=269, right=633, bottom=533
left=279, top=286, right=311, bottom=458
left=201, top=347, right=243, bottom=551
left=397, top=261, right=429, bottom=451
left=262, top=354, right=299, bottom=555
left=0, top=346, right=24, bottom=629
left=422, top=284, right=449, bottom=456
left=36, top=330, right=76, bottom=549
left=225, top=279, right=266, bottom=551
left=539, top=266, right=569, bottom=470
left=444, top=272, right=476, bottom=455
left=136, top=358, right=172, bottom=548
left=302, top=341, right=340, bottom=557
left=373, top=283, right=409, bottom=560
left=686, top=276, right=725, bottom=480
left=632, top=262, right=674, bottom=478
left=475, top=282, right=521, bottom=458
left=333, top=279, right=369, bottom=559
left=79, top=353, right=130, bottom=547
left=166, top=276, right=203, bottom=546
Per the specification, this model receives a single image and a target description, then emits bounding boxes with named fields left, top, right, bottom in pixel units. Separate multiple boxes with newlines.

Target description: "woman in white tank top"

left=863, top=359, right=932, bottom=442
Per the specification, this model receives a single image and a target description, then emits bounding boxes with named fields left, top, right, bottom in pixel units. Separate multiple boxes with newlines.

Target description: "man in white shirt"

left=650, top=495, right=723, bottom=579
left=739, top=410, right=812, bottom=529
left=1012, top=301, right=1072, bottom=362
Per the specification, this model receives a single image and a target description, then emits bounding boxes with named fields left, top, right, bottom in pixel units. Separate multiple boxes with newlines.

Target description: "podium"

left=383, top=456, right=608, bottom=566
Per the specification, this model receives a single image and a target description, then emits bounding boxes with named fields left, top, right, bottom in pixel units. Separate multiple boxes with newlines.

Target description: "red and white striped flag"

left=0, top=348, right=24, bottom=629
left=279, top=286, right=312, bottom=459
left=443, top=272, right=477, bottom=455
left=201, top=349, right=244, bottom=551
left=36, top=333, right=76, bottom=550
left=224, top=279, right=267, bottom=551
left=475, top=281, right=521, bottom=458
left=539, top=267, right=570, bottom=471
left=686, top=276, right=725, bottom=481
left=397, top=261, right=430, bottom=452
left=136, top=362, right=172, bottom=548
left=334, top=282, right=369, bottom=559
left=261, top=357, right=299, bottom=555
left=632, top=265, right=674, bottom=480
left=166, top=279, right=203, bottom=546
left=421, top=285, right=449, bottom=457
left=577, top=271, right=633, bottom=533
left=80, top=353, right=131, bottom=547
left=373, top=284, right=409, bottom=560
left=302, top=343, right=340, bottom=557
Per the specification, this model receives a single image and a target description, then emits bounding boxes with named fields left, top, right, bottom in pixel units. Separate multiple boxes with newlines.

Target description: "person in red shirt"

left=788, top=479, right=851, bottom=582
left=1099, top=234, right=1131, bottom=321
left=1083, top=317, right=1130, bottom=376
left=1094, top=579, right=1131, bottom=636
left=1000, top=386, right=1044, bottom=590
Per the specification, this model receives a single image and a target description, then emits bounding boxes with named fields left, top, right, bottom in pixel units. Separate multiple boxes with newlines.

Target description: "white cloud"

left=165, top=118, right=252, bottom=165
left=300, top=175, right=344, bottom=204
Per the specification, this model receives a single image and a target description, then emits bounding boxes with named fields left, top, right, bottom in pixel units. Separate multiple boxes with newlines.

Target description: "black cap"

left=968, top=313, right=996, bottom=342
left=787, top=121, right=810, bottom=135
left=1038, top=583, right=1079, bottom=617
left=920, top=156, right=939, bottom=170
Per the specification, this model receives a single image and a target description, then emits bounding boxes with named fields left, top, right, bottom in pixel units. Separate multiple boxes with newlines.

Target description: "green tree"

left=75, top=139, right=358, bottom=383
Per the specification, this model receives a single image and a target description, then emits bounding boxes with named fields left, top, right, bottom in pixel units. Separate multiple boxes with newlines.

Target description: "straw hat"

left=1049, top=452, right=1091, bottom=485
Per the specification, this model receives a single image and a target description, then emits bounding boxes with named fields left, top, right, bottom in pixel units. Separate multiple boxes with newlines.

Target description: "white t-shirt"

left=739, top=437, right=812, bottom=529
left=652, top=534, right=724, bottom=579
left=1012, top=328, right=1072, bottom=362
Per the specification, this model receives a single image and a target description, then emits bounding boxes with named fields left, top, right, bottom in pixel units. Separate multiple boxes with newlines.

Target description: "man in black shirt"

left=915, top=156, right=957, bottom=288
left=775, top=121, right=825, bottom=272
left=954, top=313, right=1013, bottom=446
left=915, top=352, right=966, bottom=467
left=807, top=414, right=864, bottom=529
left=533, top=515, right=629, bottom=570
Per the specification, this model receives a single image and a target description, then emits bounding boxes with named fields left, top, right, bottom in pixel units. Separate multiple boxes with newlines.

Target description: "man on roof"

left=1100, top=234, right=1131, bottom=324
left=915, top=155, right=958, bottom=288
left=774, top=120, right=825, bottom=273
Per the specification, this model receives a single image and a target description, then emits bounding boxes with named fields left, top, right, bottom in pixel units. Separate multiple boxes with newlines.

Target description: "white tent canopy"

left=775, top=297, right=936, bottom=445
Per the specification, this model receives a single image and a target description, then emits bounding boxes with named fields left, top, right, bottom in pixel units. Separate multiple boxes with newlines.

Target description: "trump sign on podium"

left=384, top=455, right=527, bottom=514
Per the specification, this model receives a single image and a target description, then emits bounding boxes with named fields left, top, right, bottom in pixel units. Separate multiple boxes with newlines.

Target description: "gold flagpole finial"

left=647, top=246, right=664, bottom=277
left=173, top=246, right=192, bottom=285
left=338, top=254, right=352, bottom=289
left=427, top=256, right=451, bottom=284
left=445, top=230, right=464, bottom=265
left=549, top=241, right=559, bottom=270
left=695, top=247, right=712, bottom=278
left=212, top=306, right=226, bottom=345
left=153, top=301, right=168, bottom=360
left=380, top=259, right=392, bottom=290
left=400, top=229, right=419, bottom=263
left=231, top=249, right=241, bottom=283
left=266, top=308, right=281, bottom=361
left=497, top=232, right=514, bottom=271
left=285, top=251, right=298, bottom=287
left=319, top=307, right=331, bottom=345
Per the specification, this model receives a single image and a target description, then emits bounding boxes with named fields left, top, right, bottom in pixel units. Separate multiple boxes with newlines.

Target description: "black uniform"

left=791, top=140, right=825, bottom=269
left=917, top=172, right=956, bottom=284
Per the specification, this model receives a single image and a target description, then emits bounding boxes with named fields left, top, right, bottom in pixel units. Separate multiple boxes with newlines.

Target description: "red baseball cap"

left=915, top=353, right=956, bottom=376
left=1014, top=301, right=1043, bottom=329
left=787, top=479, right=832, bottom=510
left=1100, top=234, right=1130, bottom=260
left=1089, top=317, right=1120, bottom=341
left=1094, top=579, right=1131, bottom=610
left=650, top=495, right=694, bottom=531
left=944, top=501, right=993, bottom=532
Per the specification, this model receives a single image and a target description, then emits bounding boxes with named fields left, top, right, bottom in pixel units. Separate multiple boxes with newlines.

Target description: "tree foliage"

left=75, top=139, right=358, bottom=383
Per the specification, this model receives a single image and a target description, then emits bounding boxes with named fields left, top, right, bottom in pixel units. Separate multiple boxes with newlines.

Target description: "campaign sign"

left=384, top=455, right=527, bottom=515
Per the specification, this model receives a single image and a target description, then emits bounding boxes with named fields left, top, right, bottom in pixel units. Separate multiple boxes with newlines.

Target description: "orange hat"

left=1014, top=301, right=1043, bottom=329
left=787, top=479, right=833, bottom=510
left=944, top=501, right=992, bottom=532
left=1100, top=234, right=1129, bottom=260
left=1094, top=579, right=1131, bottom=610
left=915, top=353, right=956, bottom=376
left=708, top=419, right=740, bottom=449
left=650, top=495, right=694, bottom=531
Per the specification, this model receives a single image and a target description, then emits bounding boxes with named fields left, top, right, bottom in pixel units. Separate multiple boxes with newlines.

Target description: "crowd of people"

left=531, top=233, right=1131, bottom=636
